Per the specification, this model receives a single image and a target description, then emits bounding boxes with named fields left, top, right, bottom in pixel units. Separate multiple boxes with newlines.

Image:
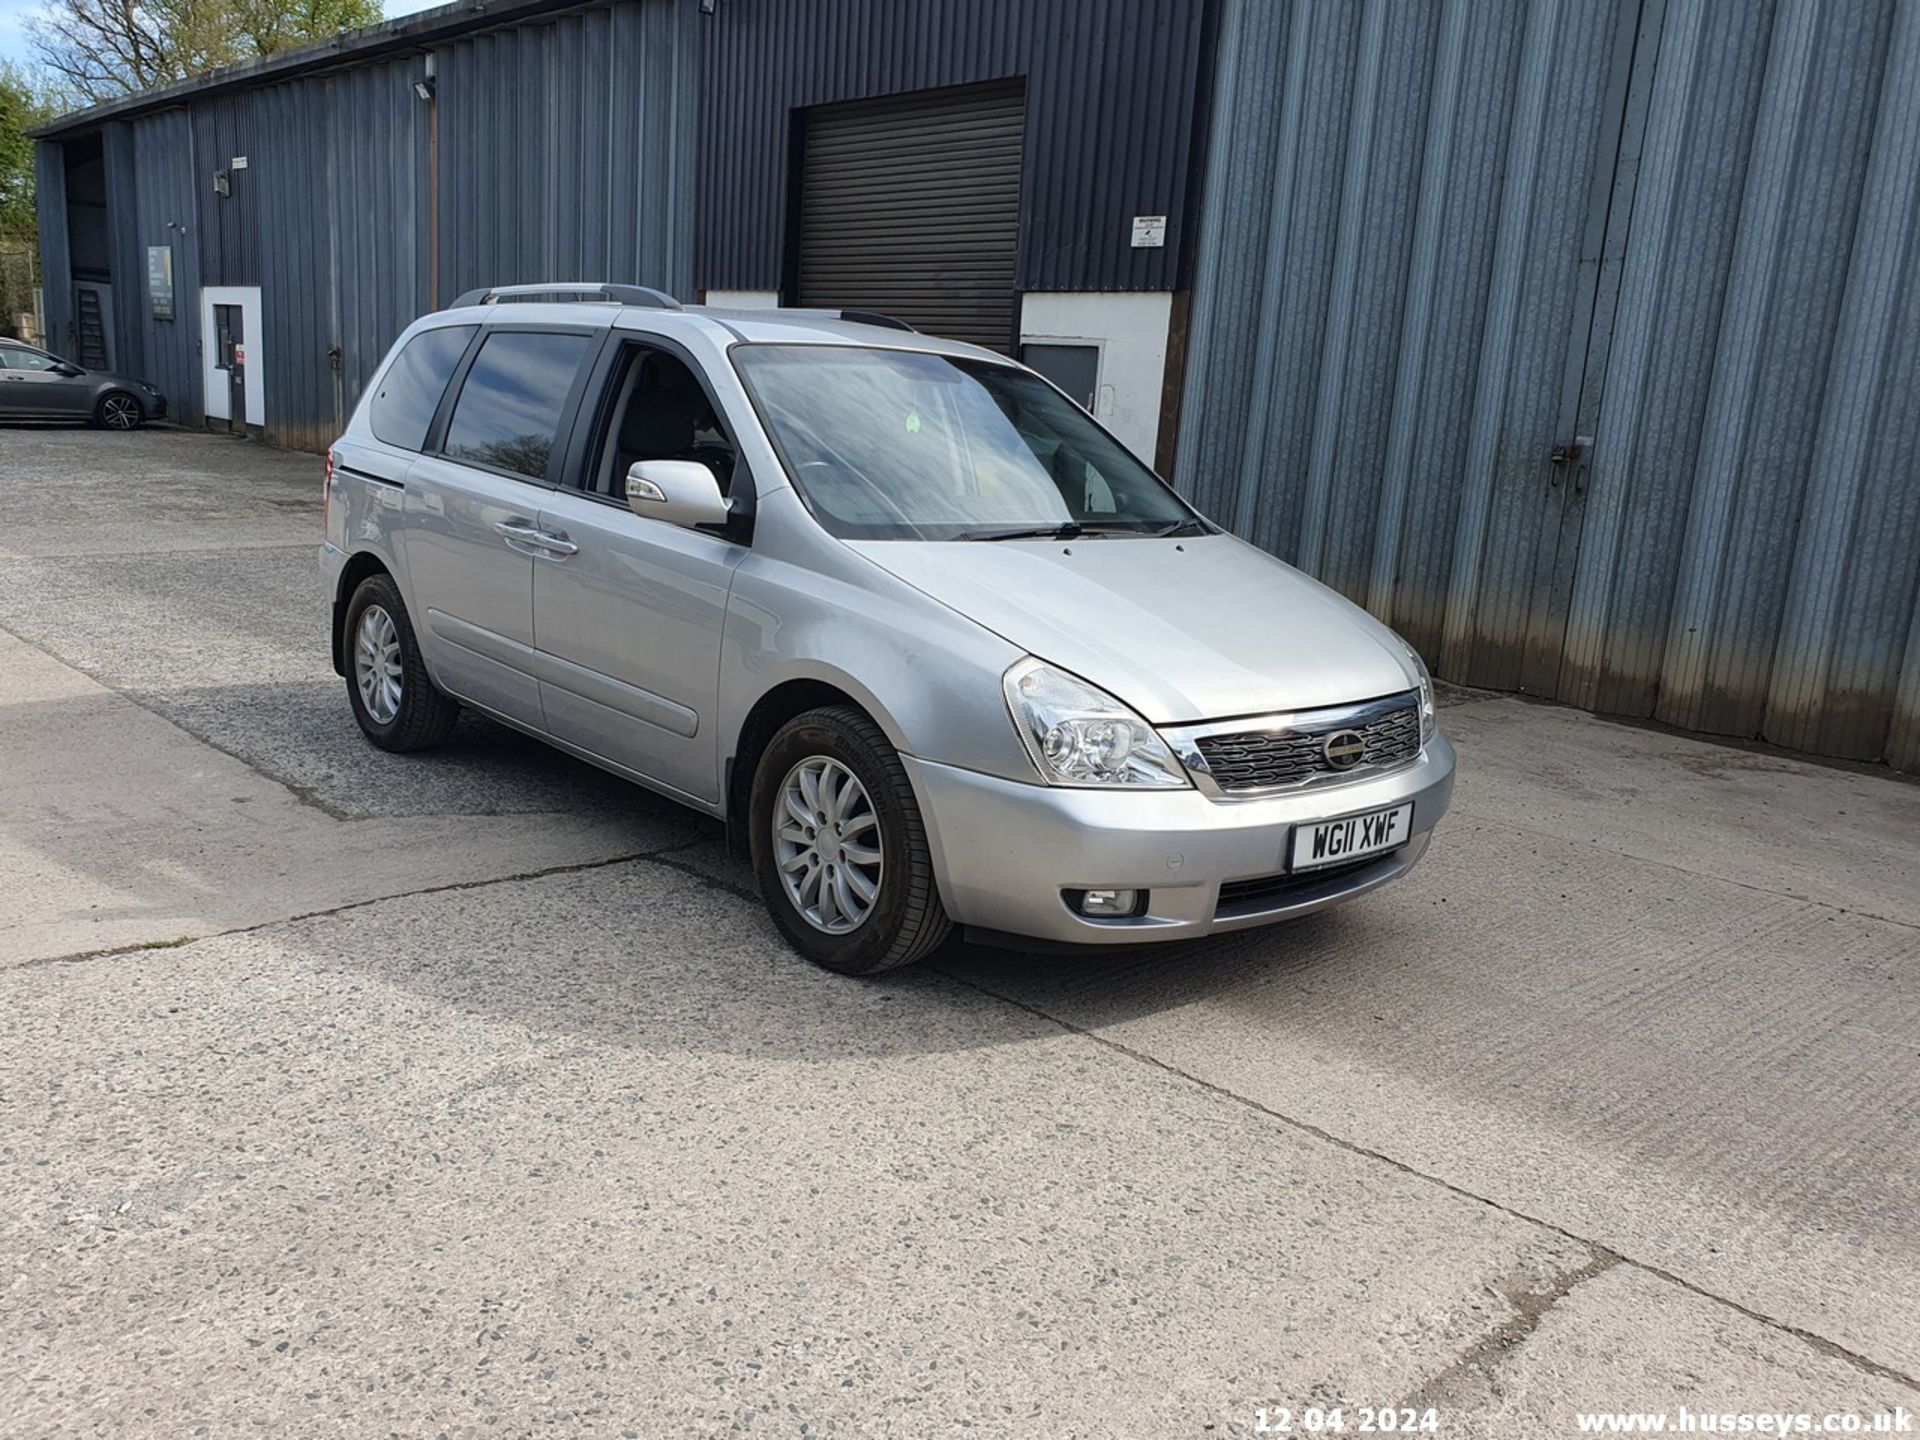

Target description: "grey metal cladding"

left=32, top=144, right=73, bottom=355
left=33, top=0, right=693, bottom=453
left=695, top=0, right=1212, bottom=295
left=435, top=0, right=697, bottom=310
left=126, top=111, right=201, bottom=421
left=1178, top=0, right=1920, bottom=772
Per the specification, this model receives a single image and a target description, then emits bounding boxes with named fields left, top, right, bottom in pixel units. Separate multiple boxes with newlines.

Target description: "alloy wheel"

left=354, top=603, right=404, bottom=724
left=101, top=395, right=141, bottom=430
left=773, top=756, right=884, bottom=933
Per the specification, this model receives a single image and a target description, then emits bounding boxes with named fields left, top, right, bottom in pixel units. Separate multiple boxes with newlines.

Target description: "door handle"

left=493, top=519, right=546, bottom=556
left=493, top=519, right=577, bottom=557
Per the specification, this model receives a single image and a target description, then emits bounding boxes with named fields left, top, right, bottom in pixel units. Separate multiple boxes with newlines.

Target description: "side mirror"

left=626, top=460, right=730, bottom=529
left=52, top=362, right=83, bottom=377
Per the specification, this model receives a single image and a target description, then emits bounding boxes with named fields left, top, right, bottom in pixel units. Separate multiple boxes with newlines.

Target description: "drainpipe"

left=416, top=56, right=440, bottom=308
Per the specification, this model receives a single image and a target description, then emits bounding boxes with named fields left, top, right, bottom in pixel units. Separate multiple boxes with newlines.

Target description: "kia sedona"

left=321, top=284, right=1454, bottom=973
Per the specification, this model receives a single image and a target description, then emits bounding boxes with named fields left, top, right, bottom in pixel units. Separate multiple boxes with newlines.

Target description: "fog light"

left=1068, top=888, right=1144, bottom=918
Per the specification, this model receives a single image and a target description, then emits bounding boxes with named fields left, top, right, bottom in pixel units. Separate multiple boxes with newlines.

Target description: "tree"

left=27, top=0, right=381, bottom=106
left=233, top=0, right=382, bottom=65
left=1, top=62, right=53, bottom=244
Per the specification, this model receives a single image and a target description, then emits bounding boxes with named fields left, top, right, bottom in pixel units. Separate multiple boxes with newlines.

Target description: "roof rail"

left=753, top=306, right=918, bottom=333
left=449, top=282, right=683, bottom=311
left=835, top=309, right=916, bottom=333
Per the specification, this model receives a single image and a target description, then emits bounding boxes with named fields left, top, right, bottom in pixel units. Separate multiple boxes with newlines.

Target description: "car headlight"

left=1002, top=658, right=1190, bottom=788
left=1402, top=641, right=1436, bottom=744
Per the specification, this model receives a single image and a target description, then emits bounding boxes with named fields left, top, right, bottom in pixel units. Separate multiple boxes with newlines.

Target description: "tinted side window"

left=370, top=325, right=475, bottom=450
left=442, top=331, right=591, bottom=480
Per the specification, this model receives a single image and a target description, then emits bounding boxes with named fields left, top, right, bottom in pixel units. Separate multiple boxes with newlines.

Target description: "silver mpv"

left=322, top=284, right=1454, bottom=973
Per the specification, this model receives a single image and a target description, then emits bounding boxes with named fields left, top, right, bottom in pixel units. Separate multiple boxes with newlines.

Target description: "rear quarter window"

left=370, top=326, right=476, bottom=450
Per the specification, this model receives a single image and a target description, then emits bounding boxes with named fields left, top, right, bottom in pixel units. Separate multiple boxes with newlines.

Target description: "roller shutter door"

left=794, top=84, right=1025, bottom=352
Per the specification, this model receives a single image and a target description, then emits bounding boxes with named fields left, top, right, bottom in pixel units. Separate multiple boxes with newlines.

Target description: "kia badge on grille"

left=1322, top=730, right=1367, bottom=770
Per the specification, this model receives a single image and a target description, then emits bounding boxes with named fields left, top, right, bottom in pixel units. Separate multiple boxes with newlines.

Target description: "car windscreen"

left=730, top=344, right=1201, bottom=541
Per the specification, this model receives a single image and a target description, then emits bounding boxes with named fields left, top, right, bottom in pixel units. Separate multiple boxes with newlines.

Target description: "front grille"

left=1193, top=698, right=1421, bottom=793
left=1215, top=854, right=1390, bottom=917
left=1217, top=856, right=1377, bottom=908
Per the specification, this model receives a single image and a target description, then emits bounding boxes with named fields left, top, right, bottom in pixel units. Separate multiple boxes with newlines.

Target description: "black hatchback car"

left=0, top=339, right=167, bottom=429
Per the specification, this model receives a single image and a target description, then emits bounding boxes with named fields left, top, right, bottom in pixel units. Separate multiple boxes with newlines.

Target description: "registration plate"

left=1290, top=802, right=1413, bottom=871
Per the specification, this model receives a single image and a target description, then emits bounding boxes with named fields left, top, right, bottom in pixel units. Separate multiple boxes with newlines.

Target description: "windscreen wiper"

left=958, top=521, right=1180, bottom=542
left=959, top=523, right=1091, bottom=542
left=1147, top=518, right=1210, bottom=537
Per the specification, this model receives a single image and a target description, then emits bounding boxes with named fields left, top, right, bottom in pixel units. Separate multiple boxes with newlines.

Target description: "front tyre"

left=342, top=573, right=460, bottom=752
left=750, top=706, right=951, bottom=974
left=94, top=392, right=144, bottom=430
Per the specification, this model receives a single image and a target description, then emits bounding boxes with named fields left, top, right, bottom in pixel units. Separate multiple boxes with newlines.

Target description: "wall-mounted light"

left=413, top=76, right=437, bottom=102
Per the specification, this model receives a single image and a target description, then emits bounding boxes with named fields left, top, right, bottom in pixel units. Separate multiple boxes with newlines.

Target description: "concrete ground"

left=2, top=425, right=1916, bottom=1438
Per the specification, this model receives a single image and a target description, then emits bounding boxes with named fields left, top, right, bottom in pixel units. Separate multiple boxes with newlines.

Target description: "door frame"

left=533, top=328, right=757, bottom=802
left=1517, top=0, right=1668, bottom=695
left=200, top=285, right=263, bottom=429
left=1439, top=0, right=1667, bottom=696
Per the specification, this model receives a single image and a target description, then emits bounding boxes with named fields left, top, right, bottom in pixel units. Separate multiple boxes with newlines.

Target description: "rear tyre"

left=343, top=573, right=460, bottom=752
left=94, top=392, right=144, bottom=431
left=750, top=706, right=952, bottom=974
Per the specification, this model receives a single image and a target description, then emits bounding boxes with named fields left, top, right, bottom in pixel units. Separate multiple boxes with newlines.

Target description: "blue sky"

left=0, top=0, right=37, bottom=66
left=2, top=0, right=445, bottom=68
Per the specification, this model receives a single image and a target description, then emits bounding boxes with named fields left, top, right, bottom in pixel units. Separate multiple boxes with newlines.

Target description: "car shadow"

left=937, top=912, right=1348, bottom=999
left=3, top=648, right=1373, bottom=1062
left=931, top=908, right=1379, bottom=1036
left=275, top=810, right=1373, bottom=1066
left=120, top=674, right=690, bottom=823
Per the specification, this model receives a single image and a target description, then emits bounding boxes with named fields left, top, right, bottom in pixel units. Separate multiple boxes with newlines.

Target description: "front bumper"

left=905, top=734, right=1455, bottom=947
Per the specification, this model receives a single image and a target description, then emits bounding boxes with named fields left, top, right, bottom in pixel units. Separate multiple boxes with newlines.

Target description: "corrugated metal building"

left=697, top=0, right=1211, bottom=306
left=31, top=0, right=1203, bottom=457
left=691, top=0, right=1212, bottom=459
left=33, top=0, right=697, bottom=452
left=1175, top=0, right=1920, bottom=771
left=28, top=0, right=1920, bottom=770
